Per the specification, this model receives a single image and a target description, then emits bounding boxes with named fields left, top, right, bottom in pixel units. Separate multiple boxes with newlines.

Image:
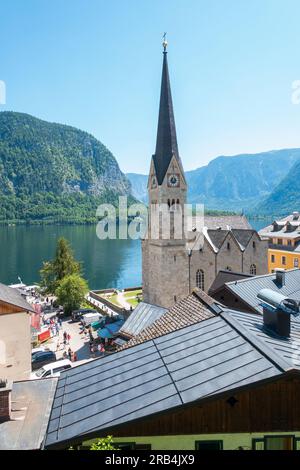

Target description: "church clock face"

left=167, top=173, right=180, bottom=187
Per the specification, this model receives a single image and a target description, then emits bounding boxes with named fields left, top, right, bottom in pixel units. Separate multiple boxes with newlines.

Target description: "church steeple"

left=153, top=37, right=185, bottom=185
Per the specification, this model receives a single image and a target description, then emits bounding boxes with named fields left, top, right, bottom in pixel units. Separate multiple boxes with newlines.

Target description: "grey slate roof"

left=0, top=282, right=34, bottom=313
left=45, top=314, right=283, bottom=449
left=207, top=229, right=229, bottom=250
left=119, top=302, right=167, bottom=339
left=0, top=379, right=57, bottom=449
left=225, top=268, right=300, bottom=314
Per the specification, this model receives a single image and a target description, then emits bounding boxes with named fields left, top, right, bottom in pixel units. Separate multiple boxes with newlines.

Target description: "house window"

left=265, top=436, right=295, bottom=451
left=227, top=242, right=230, bottom=250
left=278, top=238, right=283, bottom=245
left=196, top=269, right=204, bottom=290
left=252, top=435, right=300, bottom=450
left=282, top=256, right=286, bottom=266
left=271, top=254, right=275, bottom=263
left=195, top=440, right=223, bottom=450
left=250, top=264, right=257, bottom=275
left=288, top=240, right=292, bottom=246
left=294, top=258, right=299, bottom=268
left=117, top=442, right=136, bottom=450
left=253, top=241, right=256, bottom=249
left=174, top=255, right=176, bottom=262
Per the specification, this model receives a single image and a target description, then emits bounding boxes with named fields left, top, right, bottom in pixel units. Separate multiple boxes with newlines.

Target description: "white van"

left=81, top=312, right=102, bottom=326
left=31, top=359, right=72, bottom=379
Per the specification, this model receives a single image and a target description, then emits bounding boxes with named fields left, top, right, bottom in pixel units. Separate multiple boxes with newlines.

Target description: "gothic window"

left=196, top=269, right=204, bottom=290
left=250, top=264, right=256, bottom=275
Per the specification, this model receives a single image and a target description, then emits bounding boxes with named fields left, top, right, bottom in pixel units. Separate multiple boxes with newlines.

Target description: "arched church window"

left=196, top=269, right=204, bottom=290
left=250, top=264, right=257, bottom=275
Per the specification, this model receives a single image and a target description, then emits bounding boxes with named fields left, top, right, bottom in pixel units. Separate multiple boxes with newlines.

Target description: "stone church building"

left=142, top=41, right=268, bottom=308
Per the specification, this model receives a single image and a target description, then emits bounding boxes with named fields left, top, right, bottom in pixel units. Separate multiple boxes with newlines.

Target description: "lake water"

left=0, top=217, right=270, bottom=289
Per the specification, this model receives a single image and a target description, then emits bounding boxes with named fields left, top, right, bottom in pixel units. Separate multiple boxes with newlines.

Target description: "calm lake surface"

left=0, top=217, right=270, bottom=289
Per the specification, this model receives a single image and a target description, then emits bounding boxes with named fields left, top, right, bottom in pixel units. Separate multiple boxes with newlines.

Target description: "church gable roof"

left=231, top=229, right=256, bottom=249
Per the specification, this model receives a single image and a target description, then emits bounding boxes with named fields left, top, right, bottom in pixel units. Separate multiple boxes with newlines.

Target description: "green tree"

left=90, top=436, right=118, bottom=450
left=55, top=273, right=89, bottom=316
left=40, top=237, right=81, bottom=294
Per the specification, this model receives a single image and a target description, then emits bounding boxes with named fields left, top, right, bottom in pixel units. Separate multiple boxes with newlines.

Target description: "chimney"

left=0, top=379, right=12, bottom=423
left=275, top=268, right=285, bottom=287
left=257, top=289, right=299, bottom=337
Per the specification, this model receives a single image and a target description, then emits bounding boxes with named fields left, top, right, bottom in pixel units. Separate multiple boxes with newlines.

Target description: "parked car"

left=91, top=315, right=116, bottom=331
left=72, top=308, right=98, bottom=322
left=81, top=312, right=103, bottom=326
left=31, top=350, right=57, bottom=370
left=31, top=359, right=72, bottom=379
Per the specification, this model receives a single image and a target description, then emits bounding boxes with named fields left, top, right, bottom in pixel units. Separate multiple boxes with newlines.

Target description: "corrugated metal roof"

left=225, top=269, right=300, bottom=314
left=45, top=315, right=281, bottom=448
left=119, top=302, right=167, bottom=338
left=0, top=282, right=35, bottom=313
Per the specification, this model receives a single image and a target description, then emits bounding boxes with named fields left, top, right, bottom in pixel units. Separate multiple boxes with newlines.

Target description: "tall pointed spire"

left=153, top=36, right=185, bottom=185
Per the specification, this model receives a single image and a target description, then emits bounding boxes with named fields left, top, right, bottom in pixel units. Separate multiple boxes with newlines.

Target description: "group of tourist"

left=42, top=314, right=62, bottom=337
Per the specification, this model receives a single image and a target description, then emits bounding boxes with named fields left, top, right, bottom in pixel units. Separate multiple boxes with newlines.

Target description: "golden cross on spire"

left=162, top=32, right=168, bottom=52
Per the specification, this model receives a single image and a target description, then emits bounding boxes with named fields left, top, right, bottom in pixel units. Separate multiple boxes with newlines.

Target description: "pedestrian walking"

left=68, top=347, right=72, bottom=361
left=73, top=352, right=77, bottom=362
left=67, top=333, right=71, bottom=344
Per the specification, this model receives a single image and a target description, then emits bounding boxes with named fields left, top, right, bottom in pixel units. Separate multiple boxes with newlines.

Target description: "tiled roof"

left=203, top=215, right=252, bottom=230
left=0, top=282, right=34, bottom=313
left=117, top=290, right=217, bottom=351
left=119, top=302, right=167, bottom=339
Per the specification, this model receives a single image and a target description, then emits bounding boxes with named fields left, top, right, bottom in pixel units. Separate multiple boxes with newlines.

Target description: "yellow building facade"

left=259, top=213, right=300, bottom=272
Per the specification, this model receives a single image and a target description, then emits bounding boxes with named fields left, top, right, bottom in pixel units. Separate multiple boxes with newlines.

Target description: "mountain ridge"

left=127, top=148, right=300, bottom=213
left=0, top=111, right=133, bottom=223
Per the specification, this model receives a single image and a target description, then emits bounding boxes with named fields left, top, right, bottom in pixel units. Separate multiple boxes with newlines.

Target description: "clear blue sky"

left=1, top=0, right=300, bottom=174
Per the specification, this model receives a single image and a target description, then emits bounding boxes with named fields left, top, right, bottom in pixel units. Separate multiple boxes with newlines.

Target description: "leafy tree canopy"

left=40, top=237, right=81, bottom=294
left=56, top=273, right=89, bottom=317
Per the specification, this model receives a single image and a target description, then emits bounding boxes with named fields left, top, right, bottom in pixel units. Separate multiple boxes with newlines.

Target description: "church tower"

left=142, top=38, right=189, bottom=308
